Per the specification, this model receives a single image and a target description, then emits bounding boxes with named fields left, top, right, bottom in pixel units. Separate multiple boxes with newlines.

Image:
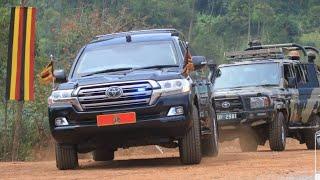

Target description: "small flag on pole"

left=39, top=61, right=54, bottom=85
left=182, top=47, right=194, bottom=76
left=6, top=6, right=36, bottom=101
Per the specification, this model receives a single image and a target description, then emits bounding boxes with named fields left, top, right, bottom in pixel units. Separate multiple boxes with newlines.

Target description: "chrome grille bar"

left=78, top=91, right=152, bottom=101
left=81, top=98, right=150, bottom=108
left=77, top=81, right=153, bottom=111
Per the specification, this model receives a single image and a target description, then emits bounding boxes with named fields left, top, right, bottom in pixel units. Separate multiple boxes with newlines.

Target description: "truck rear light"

left=55, top=117, right=69, bottom=126
left=167, top=106, right=184, bottom=116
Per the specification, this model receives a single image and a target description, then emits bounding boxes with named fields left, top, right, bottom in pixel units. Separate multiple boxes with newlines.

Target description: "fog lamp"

left=55, top=117, right=69, bottom=126
left=167, top=106, right=184, bottom=116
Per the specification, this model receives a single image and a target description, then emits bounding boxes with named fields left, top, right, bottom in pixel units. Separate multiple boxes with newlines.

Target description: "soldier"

left=308, top=51, right=317, bottom=63
left=288, top=50, right=301, bottom=60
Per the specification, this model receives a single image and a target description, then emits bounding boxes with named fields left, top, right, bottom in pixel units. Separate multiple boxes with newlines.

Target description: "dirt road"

left=0, top=139, right=317, bottom=179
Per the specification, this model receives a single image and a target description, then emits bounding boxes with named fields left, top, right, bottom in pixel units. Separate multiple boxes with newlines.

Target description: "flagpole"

left=11, top=0, right=26, bottom=161
left=50, top=54, right=55, bottom=90
left=3, top=97, right=8, bottom=159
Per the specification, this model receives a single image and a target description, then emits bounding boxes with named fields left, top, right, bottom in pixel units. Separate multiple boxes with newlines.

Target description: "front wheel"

left=269, top=112, right=286, bottom=151
left=179, top=104, right=202, bottom=164
left=55, top=143, right=78, bottom=170
left=201, top=106, right=219, bottom=157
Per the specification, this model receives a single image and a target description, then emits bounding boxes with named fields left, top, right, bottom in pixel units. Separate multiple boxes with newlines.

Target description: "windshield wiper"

left=81, top=67, right=133, bottom=77
left=229, top=86, right=250, bottom=89
left=133, top=65, right=179, bottom=70
left=258, top=84, right=278, bottom=87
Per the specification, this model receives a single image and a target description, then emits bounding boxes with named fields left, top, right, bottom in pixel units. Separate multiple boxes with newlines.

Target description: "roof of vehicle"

left=218, top=58, right=300, bottom=68
left=89, top=29, right=184, bottom=45
left=87, top=33, right=179, bottom=49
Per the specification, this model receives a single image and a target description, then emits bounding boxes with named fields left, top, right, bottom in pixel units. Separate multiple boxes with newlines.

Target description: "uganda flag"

left=182, top=47, right=194, bottom=76
left=39, top=61, right=54, bottom=85
left=6, top=7, right=36, bottom=101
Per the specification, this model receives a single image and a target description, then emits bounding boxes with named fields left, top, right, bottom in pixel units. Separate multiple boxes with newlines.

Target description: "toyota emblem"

left=221, top=101, right=231, bottom=108
left=105, top=86, right=123, bottom=99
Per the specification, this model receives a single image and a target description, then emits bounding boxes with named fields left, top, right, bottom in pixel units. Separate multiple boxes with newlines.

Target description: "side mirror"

left=54, top=69, right=67, bottom=83
left=207, top=63, right=217, bottom=82
left=287, top=77, right=296, bottom=88
left=192, top=56, right=207, bottom=70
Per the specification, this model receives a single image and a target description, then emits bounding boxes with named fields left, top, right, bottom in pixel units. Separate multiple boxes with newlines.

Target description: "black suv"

left=48, top=29, right=219, bottom=170
left=213, top=43, right=320, bottom=152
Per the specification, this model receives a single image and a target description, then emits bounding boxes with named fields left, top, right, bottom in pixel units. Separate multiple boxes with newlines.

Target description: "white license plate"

left=217, top=113, right=237, bottom=120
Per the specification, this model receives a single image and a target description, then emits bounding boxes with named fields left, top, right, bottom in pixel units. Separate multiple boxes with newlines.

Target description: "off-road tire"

left=179, top=104, right=202, bottom=164
left=269, top=112, right=286, bottom=151
left=55, top=144, right=78, bottom=170
left=201, top=106, right=219, bottom=157
left=239, top=127, right=258, bottom=152
left=304, top=115, right=320, bottom=150
left=93, top=149, right=115, bottom=161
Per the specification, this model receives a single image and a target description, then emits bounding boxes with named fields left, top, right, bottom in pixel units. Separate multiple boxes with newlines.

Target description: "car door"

left=297, top=63, right=320, bottom=124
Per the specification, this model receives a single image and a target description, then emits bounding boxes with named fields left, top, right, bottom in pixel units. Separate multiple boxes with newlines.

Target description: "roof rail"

left=225, top=48, right=285, bottom=61
left=92, top=29, right=182, bottom=43
left=245, top=43, right=307, bottom=56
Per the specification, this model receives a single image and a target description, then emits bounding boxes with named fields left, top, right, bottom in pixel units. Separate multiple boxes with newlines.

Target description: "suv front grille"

left=77, top=81, right=152, bottom=111
left=214, top=96, right=243, bottom=112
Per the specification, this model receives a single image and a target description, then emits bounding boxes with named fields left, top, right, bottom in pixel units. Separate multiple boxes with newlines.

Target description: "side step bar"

left=288, top=125, right=320, bottom=130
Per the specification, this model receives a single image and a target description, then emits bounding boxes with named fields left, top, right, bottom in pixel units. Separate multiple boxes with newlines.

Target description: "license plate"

left=217, top=113, right=237, bottom=120
left=97, top=112, right=136, bottom=127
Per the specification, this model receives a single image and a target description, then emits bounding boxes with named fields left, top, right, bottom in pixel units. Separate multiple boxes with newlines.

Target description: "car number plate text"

left=217, top=113, right=237, bottom=120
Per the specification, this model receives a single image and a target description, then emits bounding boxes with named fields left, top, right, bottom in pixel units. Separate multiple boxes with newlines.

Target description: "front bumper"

left=217, top=109, right=274, bottom=127
left=48, top=93, right=192, bottom=146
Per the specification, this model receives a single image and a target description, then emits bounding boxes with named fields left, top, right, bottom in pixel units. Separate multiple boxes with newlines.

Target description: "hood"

left=58, top=69, right=183, bottom=90
left=214, top=86, right=283, bottom=97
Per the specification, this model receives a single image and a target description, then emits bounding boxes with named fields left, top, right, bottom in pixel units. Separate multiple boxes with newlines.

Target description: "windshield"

left=214, top=63, right=280, bottom=89
left=74, top=41, right=179, bottom=77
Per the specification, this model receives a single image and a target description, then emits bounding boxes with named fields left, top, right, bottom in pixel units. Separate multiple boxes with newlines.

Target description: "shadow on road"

left=78, top=151, right=256, bottom=170
left=81, top=157, right=182, bottom=170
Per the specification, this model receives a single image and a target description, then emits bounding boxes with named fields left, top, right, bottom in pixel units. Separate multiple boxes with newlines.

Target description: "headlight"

left=48, top=89, right=82, bottom=111
left=250, top=96, right=271, bottom=109
left=49, top=89, right=74, bottom=103
left=158, top=79, right=191, bottom=96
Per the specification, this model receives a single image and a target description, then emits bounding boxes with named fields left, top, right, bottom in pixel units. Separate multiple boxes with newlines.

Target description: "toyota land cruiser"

left=48, top=29, right=219, bottom=170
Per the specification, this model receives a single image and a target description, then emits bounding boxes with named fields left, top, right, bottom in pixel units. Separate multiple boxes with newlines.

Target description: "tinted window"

left=179, top=40, right=186, bottom=56
left=294, top=65, right=306, bottom=86
left=284, top=64, right=294, bottom=80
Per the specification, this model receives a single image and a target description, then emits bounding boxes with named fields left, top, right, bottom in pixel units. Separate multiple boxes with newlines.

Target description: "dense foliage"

left=0, top=0, right=319, bottom=161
